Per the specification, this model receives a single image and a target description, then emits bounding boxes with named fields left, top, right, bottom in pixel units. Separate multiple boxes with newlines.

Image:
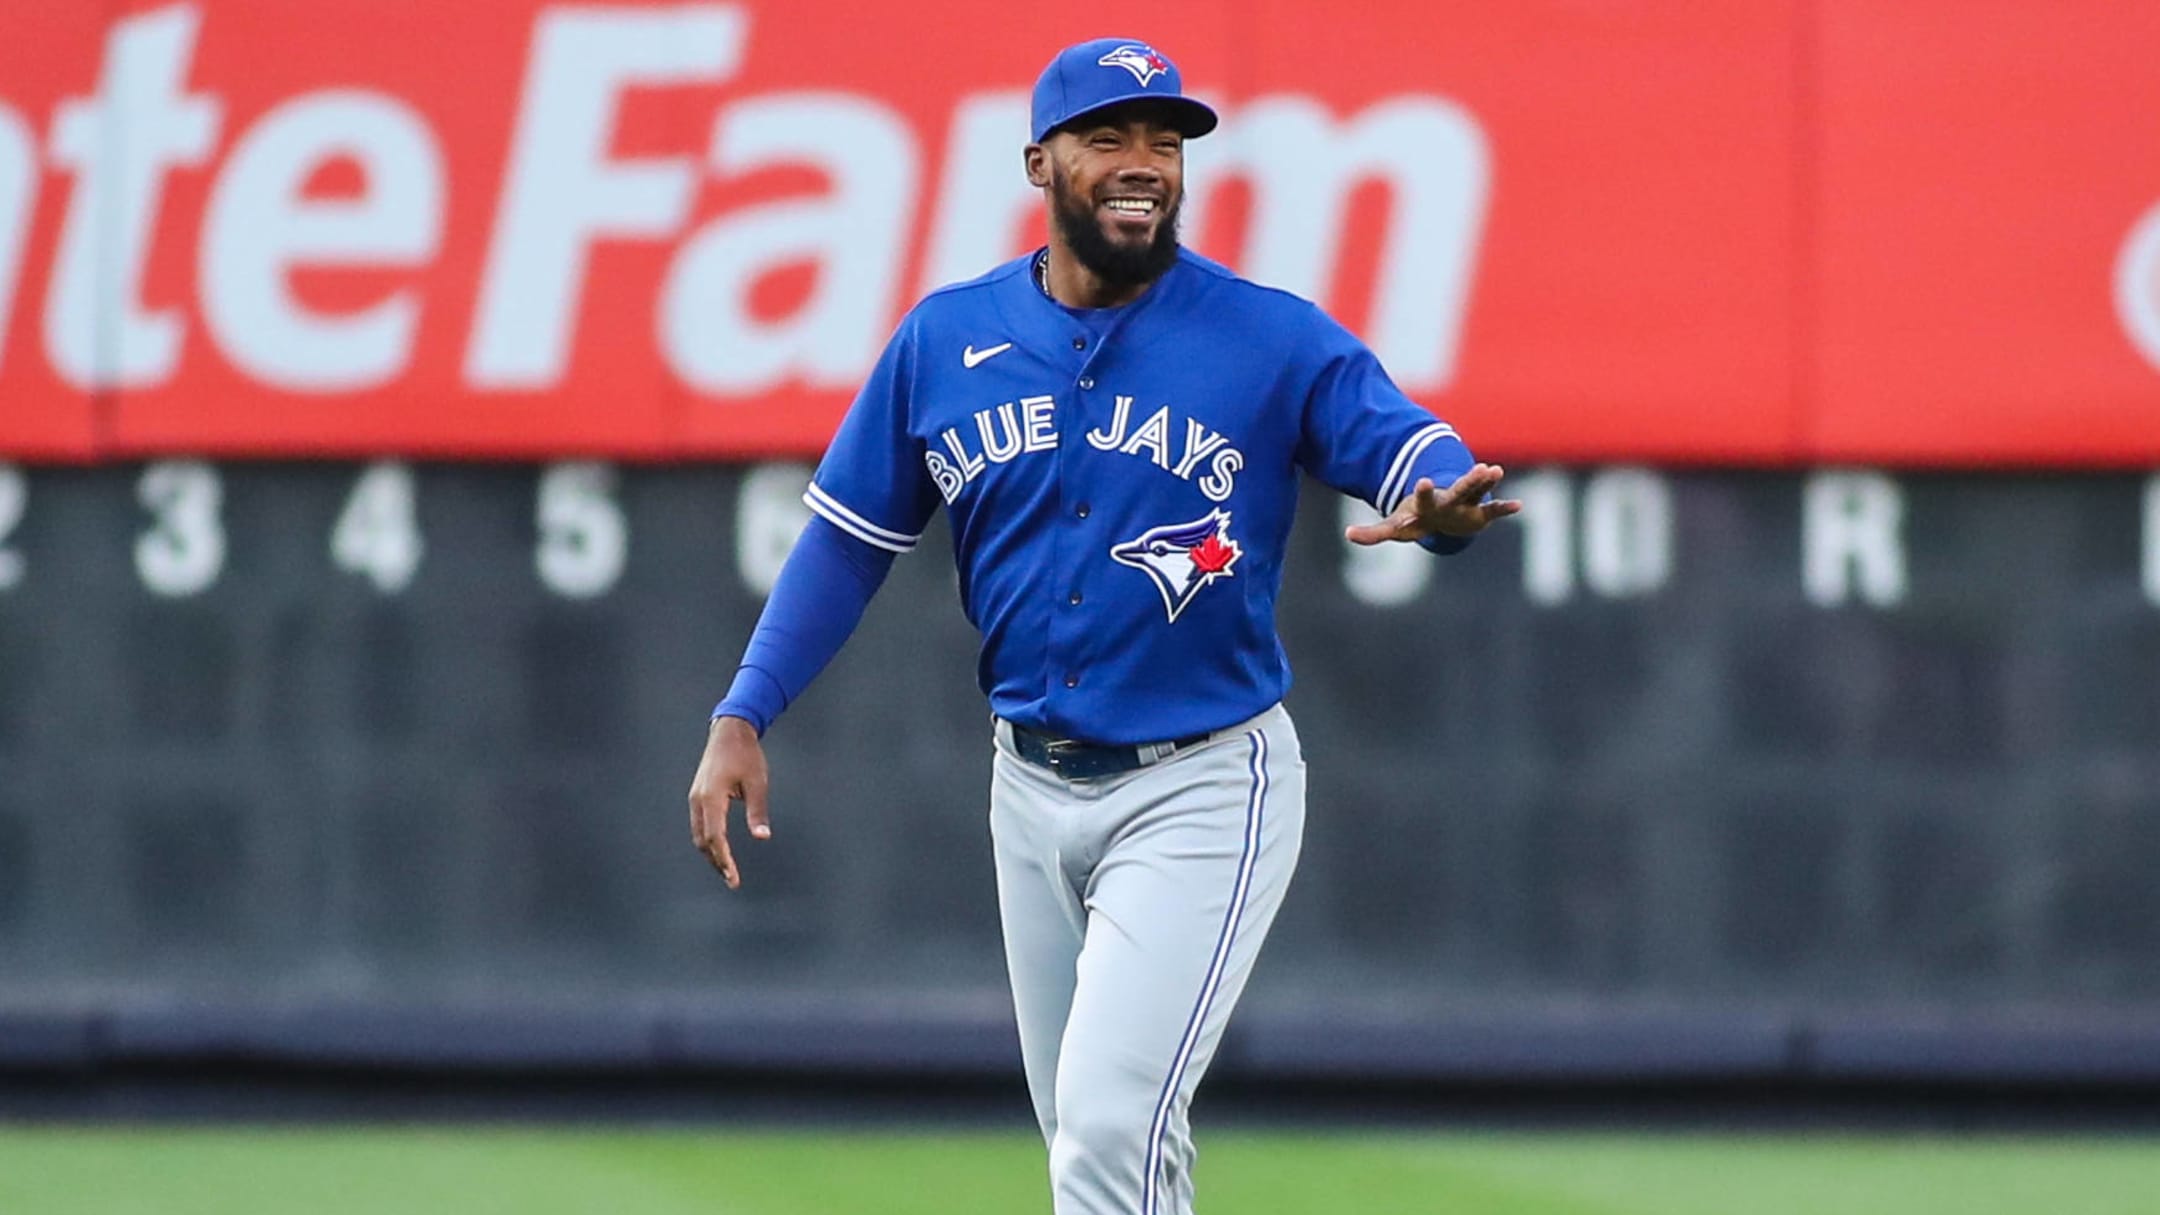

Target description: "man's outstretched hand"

left=1344, top=463, right=1522, bottom=546
left=689, top=714, right=771, bottom=890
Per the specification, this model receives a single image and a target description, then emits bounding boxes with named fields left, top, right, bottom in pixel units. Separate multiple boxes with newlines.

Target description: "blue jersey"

left=804, top=247, right=1476, bottom=745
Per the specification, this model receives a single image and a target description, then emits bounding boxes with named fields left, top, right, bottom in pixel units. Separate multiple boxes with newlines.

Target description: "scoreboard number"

left=332, top=461, right=424, bottom=593
left=1514, top=468, right=1574, bottom=605
left=1513, top=467, right=1675, bottom=605
left=1578, top=467, right=1674, bottom=599
left=0, top=463, right=23, bottom=590
left=135, top=460, right=227, bottom=597
left=0, top=461, right=2144, bottom=610
left=735, top=463, right=813, bottom=596
left=1338, top=495, right=1431, bottom=608
left=535, top=461, right=626, bottom=599
left=2145, top=474, right=2160, bottom=608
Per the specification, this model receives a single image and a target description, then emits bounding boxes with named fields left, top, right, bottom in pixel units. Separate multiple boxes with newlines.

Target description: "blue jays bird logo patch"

left=1097, top=44, right=1170, bottom=86
left=1111, top=509, right=1243, bottom=623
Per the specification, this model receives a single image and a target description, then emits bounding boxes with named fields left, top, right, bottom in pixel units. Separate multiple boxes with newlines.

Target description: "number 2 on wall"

left=0, top=464, right=24, bottom=591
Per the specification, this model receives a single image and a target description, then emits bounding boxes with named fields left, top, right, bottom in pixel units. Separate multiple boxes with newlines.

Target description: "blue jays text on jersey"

left=925, top=392, right=1245, bottom=504
left=804, top=246, right=1476, bottom=746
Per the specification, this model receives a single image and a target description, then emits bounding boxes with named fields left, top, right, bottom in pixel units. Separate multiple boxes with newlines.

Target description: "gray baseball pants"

left=990, top=704, right=1306, bottom=1215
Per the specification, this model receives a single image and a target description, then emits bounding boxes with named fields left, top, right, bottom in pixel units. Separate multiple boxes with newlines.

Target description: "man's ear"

left=1024, top=142, right=1050, bottom=188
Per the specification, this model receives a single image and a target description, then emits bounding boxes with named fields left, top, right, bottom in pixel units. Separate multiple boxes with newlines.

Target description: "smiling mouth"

left=1101, top=196, right=1160, bottom=220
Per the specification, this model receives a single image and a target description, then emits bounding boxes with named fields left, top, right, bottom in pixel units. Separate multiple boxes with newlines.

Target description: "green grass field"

left=3, top=1127, right=2156, bottom=1214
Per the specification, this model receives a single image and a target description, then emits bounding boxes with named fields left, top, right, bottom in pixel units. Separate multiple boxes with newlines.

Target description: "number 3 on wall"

left=136, top=461, right=227, bottom=597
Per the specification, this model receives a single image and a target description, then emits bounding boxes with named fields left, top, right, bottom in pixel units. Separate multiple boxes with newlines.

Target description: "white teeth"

left=1105, top=198, right=1156, bottom=215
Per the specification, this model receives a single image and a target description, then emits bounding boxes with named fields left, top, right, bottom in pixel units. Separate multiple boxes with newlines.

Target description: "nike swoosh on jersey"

left=962, top=342, right=1014, bottom=368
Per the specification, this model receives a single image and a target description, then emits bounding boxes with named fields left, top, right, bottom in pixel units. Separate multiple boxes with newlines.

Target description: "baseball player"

left=689, top=36, right=1518, bottom=1215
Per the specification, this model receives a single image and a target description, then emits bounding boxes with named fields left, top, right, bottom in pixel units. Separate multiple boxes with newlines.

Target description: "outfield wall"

left=4, top=0, right=2159, bottom=1090
left=2, top=463, right=2156, bottom=1086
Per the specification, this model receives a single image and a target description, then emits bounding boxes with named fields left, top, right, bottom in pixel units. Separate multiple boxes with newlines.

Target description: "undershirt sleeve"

left=712, top=516, right=898, bottom=735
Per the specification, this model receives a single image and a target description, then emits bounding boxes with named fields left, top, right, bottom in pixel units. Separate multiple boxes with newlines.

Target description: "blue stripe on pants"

left=1141, top=728, right=1268, bottom=1215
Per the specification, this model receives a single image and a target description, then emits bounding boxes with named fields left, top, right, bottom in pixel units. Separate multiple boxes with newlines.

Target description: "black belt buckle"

left=1012, top=723, right=1206, bottom=781
left=1043, top=735, right=1125, bottom=780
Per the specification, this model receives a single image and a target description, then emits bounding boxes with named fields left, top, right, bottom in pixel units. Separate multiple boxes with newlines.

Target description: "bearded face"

left=1049, top=158, right=1183, bottom=291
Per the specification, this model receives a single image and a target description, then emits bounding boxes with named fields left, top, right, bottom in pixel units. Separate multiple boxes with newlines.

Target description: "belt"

left=1004, top=721, right=1216, bottom=781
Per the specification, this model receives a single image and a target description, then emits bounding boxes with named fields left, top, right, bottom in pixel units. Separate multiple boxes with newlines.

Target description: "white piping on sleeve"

left=802, top=483, right=920, bottom=553
left=1376, top=422, right=1458, bottom=512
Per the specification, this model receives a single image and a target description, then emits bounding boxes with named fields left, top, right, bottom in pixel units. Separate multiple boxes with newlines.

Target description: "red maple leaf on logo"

left=1189, top=533, right=1238, bottom=574
left=1146, top=52, right=1169, bottom=74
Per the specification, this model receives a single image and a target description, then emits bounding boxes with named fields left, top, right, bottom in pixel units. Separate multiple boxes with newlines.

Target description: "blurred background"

left=3, top=1, right=2159, bottom=1211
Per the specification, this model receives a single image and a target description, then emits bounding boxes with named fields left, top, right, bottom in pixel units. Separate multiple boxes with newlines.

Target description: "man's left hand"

left=1344, top=463, right=1522, bottom=546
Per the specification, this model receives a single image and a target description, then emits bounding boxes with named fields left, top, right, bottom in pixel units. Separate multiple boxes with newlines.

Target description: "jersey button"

left=1068, top=591, right=1083, bottom=605
left=1075, top=503, right=1090, bottom=519
left=1065, top=674, right=1079, bottom=688
left=1072, top=337, right=1086, bottom=350
left=1078, top=377, right=1094, bottom=390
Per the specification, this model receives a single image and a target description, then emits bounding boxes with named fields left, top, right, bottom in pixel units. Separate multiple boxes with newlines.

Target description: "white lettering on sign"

left=1187, top=96, right=1488, bottom=389
left=0, top=3, right=1494, bottom=430
left=1802, top=470, right=1906, bottom=608
left=45, top=5, right=222, bottom=390
left=466, top=5, right=747, bottom=388
left=2115, top=201, right=2160, bottom=375
left=203, top=92, right=444, bottom=391
left=0, top=107, right=33, bottom=378
left=916, top=91, right=1492, bottom=395
left=917, top=93, right=1034, bottom=295
left=662, top=94, right=916, bottom=394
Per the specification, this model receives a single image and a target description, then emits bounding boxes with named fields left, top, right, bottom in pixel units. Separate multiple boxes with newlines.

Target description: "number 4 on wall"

left=332, top=462, right=424, bottom=593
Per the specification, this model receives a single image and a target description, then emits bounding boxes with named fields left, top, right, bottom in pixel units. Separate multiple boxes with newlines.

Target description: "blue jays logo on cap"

left=1098, top=44, right=1170, bottom=86
left=1112, top=509, right=1243, bottom=623
left=1031, top=36, right=1219, bottom=144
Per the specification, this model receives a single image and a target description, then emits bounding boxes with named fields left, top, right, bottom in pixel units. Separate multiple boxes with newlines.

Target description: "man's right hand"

left=688, top=715, right=771, bottom=890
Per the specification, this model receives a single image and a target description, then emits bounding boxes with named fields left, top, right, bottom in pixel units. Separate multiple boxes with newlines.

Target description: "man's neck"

left=1041, top=243, right=1160, bottom=310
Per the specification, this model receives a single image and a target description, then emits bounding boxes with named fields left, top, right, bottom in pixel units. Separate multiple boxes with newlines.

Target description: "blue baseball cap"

left=1030, top=37, right=1218, bottom=144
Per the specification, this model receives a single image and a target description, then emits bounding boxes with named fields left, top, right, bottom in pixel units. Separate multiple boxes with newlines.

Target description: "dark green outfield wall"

left=1, top=463, right=2155, bottom=1081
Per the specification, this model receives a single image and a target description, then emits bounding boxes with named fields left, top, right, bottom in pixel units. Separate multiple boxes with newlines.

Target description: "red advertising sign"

left=1, top=1, right=2156, bottom=465
left=0, top=4, right=106, bottom=460
left=1811, top=1, right=2160, bottom=465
